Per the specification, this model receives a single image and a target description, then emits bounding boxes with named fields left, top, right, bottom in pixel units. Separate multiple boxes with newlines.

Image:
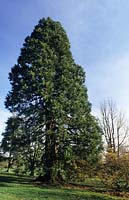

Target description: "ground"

left=0, top=172, right=128, bottom=200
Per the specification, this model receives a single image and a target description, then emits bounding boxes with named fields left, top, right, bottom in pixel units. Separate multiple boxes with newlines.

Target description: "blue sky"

left=1, top=0, right=129, bottom=137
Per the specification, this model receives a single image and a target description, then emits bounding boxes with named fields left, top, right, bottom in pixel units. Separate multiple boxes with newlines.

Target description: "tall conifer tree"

left=5, top=17, right=102, bottom=181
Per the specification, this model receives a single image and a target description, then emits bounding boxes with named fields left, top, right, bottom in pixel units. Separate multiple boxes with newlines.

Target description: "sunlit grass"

left=0, top=173, right=127, bottom=200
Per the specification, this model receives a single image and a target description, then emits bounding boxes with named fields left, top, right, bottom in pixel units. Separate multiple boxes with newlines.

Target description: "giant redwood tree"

left=5, top=17, right=102, bottom=182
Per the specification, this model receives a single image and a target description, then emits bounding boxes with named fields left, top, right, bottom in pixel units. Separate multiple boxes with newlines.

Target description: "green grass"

left=0, top=173, right=127, bottom=200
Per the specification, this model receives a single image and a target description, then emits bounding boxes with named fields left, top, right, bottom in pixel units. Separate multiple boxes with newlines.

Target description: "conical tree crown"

left=6, top=17, right=89, bottom=116
left=19, top=17, right=72, bottom=64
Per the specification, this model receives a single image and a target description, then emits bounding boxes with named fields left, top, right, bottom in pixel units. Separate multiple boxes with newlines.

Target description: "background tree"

left=5, top=17, right=102, bottom=182
left=1, top=116, right=22, bottom=171
left=1, top=115, right=43, bottom=176
left=100, top=99, right=129, bottom=157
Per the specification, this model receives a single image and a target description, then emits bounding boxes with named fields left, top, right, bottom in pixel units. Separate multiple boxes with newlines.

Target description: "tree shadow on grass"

left=0, top=173, right=33, bottom=186
left=0, top=182, right=10, bottom=187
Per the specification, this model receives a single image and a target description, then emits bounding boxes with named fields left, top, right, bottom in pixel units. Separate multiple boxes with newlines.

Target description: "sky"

left=1, top=0, right=129, bottom=138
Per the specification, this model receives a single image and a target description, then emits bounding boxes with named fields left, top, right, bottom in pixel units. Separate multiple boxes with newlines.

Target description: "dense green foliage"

left=3, top=17, right=102, bottom=182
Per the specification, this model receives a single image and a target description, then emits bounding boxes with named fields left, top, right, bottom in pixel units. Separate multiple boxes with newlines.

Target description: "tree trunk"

left=29, top=160, right=35, bottom=176
left=41, top=121, right=57, bottom=182
left=7, top=152, right=12, bottom=172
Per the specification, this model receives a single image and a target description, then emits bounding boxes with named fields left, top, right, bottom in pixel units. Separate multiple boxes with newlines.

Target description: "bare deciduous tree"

left=100, top=99, right=129, bottom=157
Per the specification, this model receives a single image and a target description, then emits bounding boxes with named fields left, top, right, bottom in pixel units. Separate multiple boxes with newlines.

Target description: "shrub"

left=98, top=152, right=129, bottom=190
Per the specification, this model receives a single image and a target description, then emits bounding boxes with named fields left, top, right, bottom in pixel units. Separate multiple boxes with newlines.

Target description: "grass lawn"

left=0, top=173, right=128, bottom=200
